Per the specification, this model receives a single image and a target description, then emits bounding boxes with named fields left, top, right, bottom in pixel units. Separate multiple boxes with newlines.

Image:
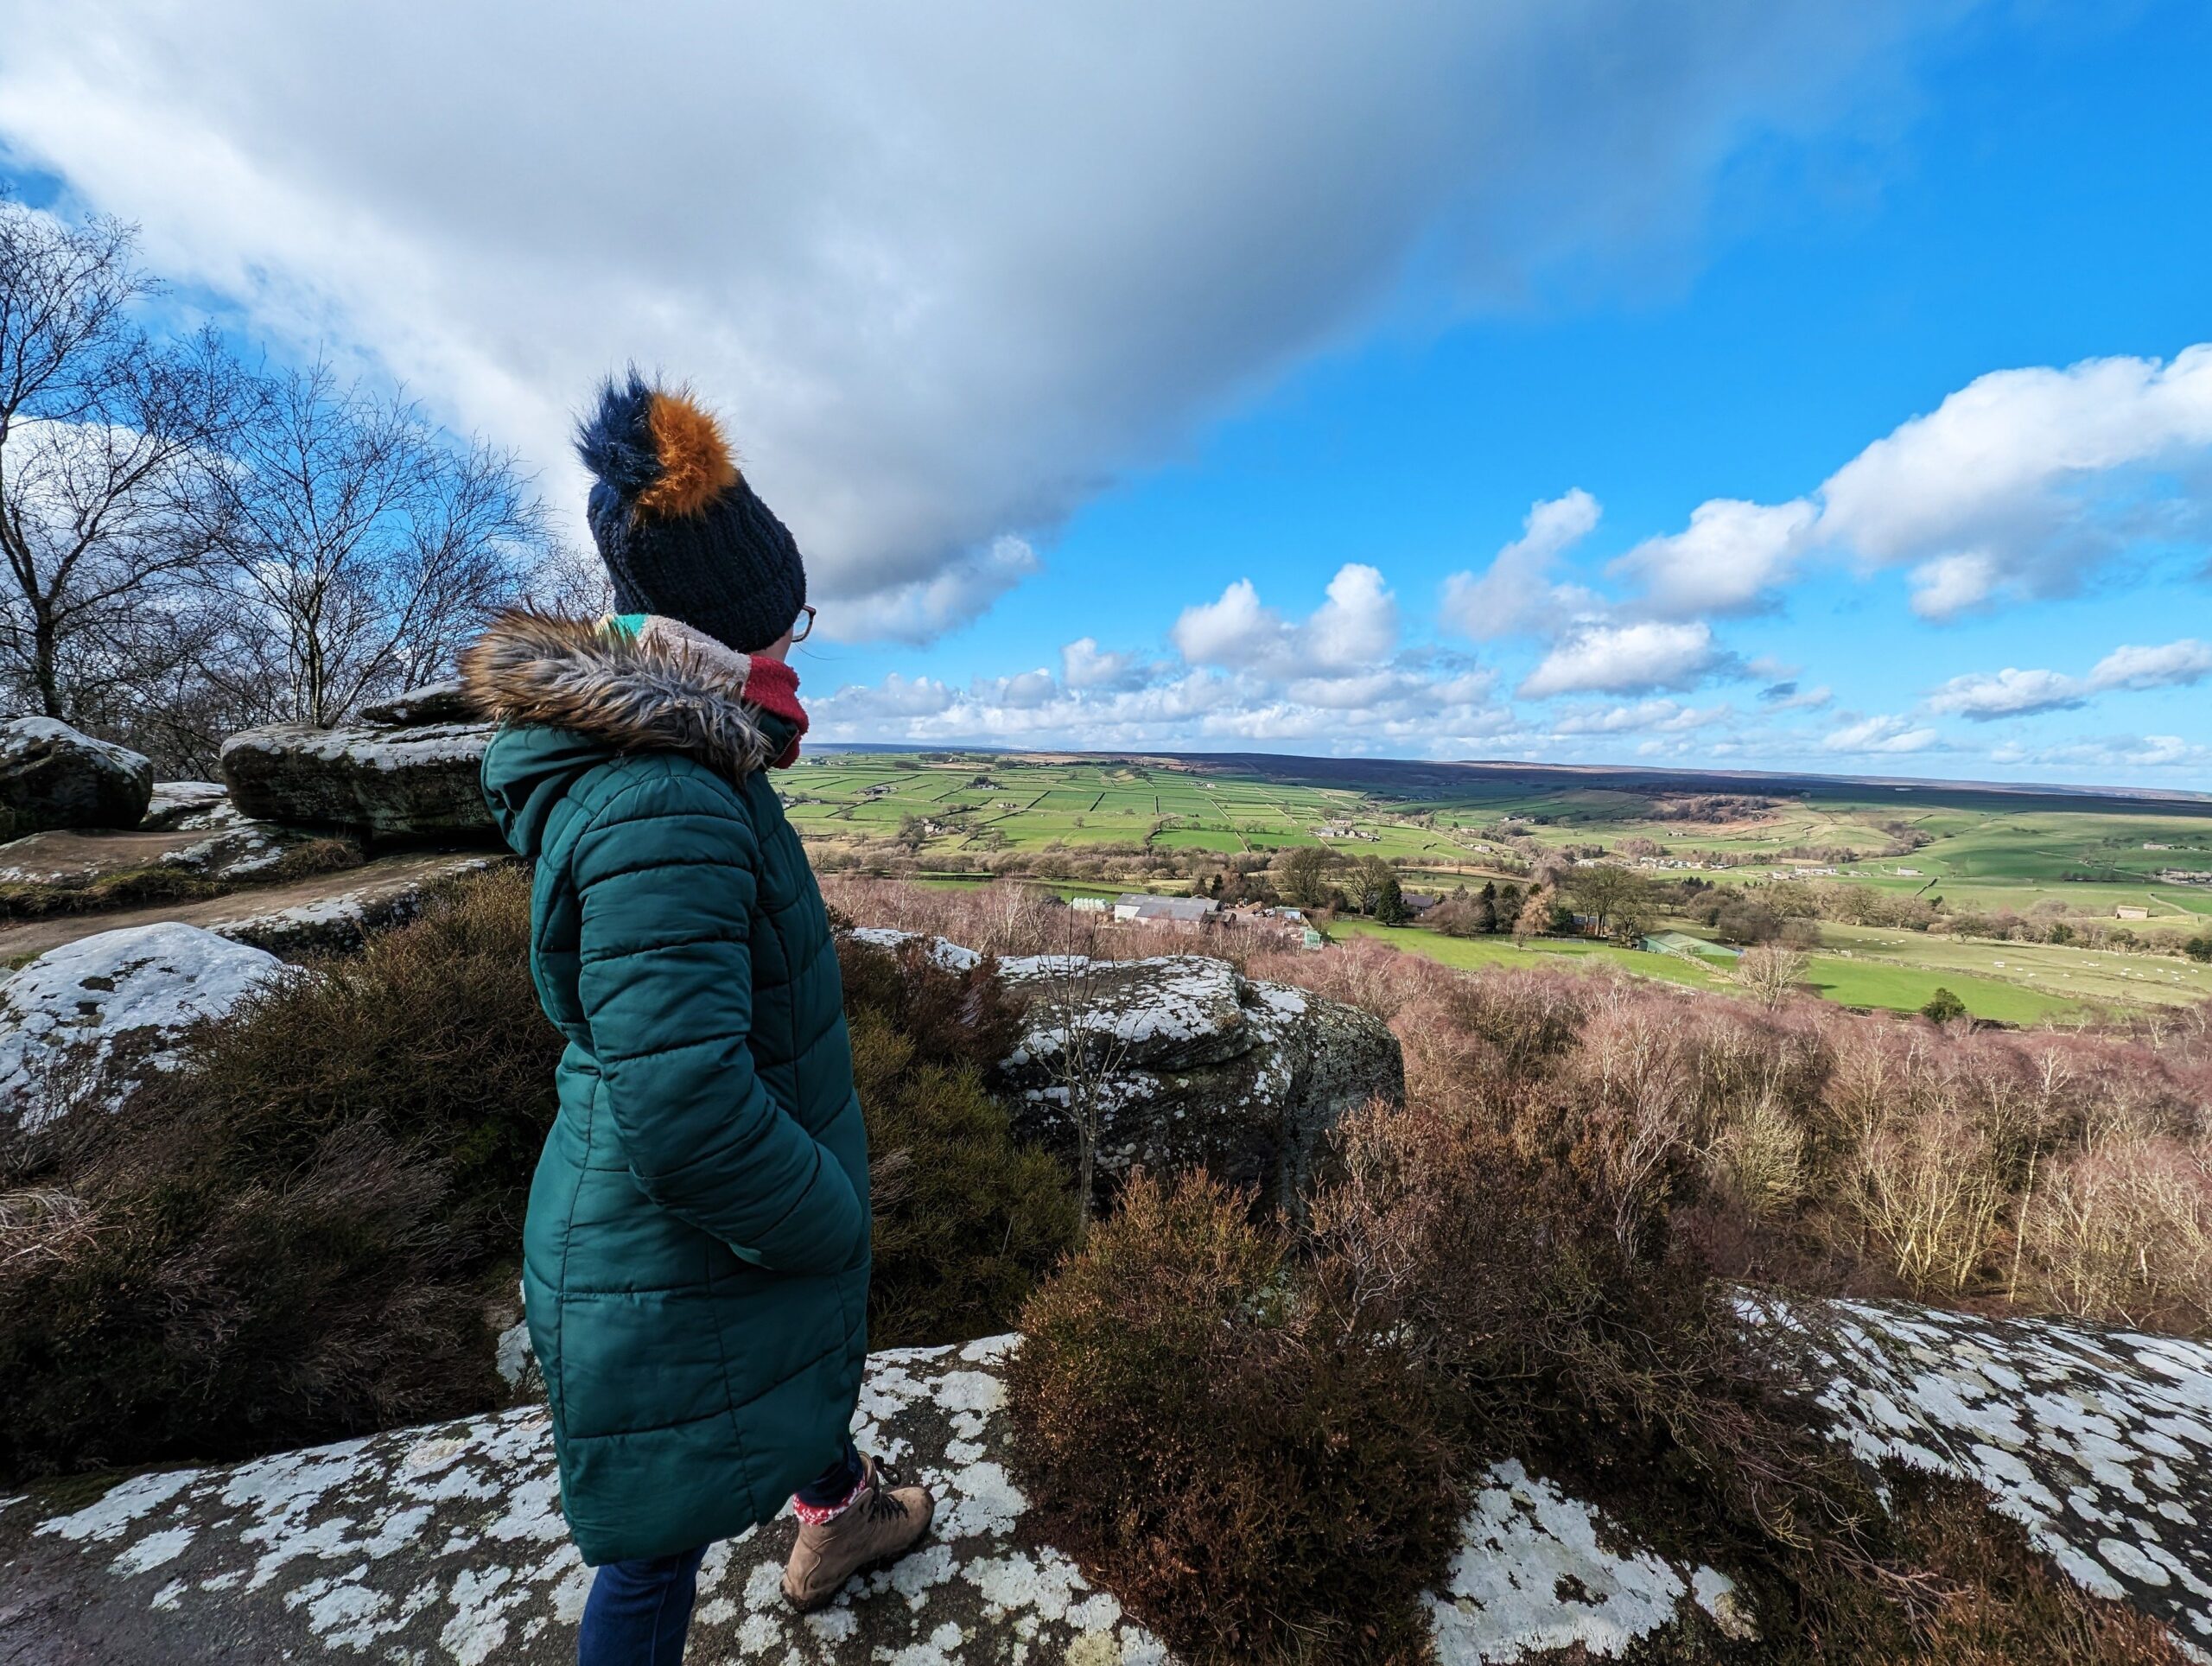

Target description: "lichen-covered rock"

left=0, top=922, right=289, bottom=1125
left=0, top=1335, right=1741, bottom=1665
left=0, top=818, right=345, bottom=900
left=139, top=781, right=232, bottom=832
left=994, top=950, right=1403, bottom=1210
left=359, top=679, right=476, bottom=728
left=219, top=722, right=496, bottom=843
left=208, top=853, right=501, bottom=956
left=0, top=716, right=154, bottom=835
left=1796, top=1297, right=2212, bottom=1656
left=0, top=852, right=505, bottom=965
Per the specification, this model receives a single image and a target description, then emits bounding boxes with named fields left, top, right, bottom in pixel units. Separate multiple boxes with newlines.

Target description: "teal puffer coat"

left=462, top=609, right=867, bottom=1566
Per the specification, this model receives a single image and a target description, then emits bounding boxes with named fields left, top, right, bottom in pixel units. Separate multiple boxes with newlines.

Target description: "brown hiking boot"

left=781, top=1454, right=935, bottom=1612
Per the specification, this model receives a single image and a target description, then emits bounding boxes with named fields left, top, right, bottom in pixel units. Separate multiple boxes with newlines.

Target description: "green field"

left=797, top=748, right=2212, bottom=1020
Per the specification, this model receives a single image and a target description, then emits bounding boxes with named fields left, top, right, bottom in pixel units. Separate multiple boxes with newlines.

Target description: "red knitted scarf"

left=746, top=654, right=809, bottom=769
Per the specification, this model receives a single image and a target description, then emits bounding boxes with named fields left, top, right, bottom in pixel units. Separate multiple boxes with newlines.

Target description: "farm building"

left=1642, top=931, right=1742, bottom=961
left=1114, top=894, right=1219, bottom=927
left=2116, top=905, right=2152, bottom=919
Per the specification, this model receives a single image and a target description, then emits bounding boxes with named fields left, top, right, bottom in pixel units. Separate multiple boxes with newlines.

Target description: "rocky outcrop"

left=0, top=922, right=289, bottom=1126
left=220, top=720, right=497, bottom=844
left=0, top=817, right=347, bottom=899
left=842, top=934, right=1402, bottom=1211
left=0, top=1333, right=1749, bottom=1665
left=1001, top=949, right=1402, bottom=1209
left=0, top=716, right=154, bottom=836
left=1797, top=1297, right=2212, bottom=1654
left=846, top=932, right=1404, bottom=1209
left=138, top=781, right=232, bottom=833
left=358, top=679, right=475, bottom=728
left=0, top=851, right=504, bottom=964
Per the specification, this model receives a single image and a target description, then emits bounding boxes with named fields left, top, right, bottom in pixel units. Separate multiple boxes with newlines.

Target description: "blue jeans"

left=575, top=1441, right=862, bottom=1664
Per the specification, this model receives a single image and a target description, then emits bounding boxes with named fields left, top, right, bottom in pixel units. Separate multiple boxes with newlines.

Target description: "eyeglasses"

left=791, top=604, right=817, bottom=644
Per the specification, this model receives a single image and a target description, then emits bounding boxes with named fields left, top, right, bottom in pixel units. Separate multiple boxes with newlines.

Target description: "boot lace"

left=863, top=1461, right=911, bottom=1523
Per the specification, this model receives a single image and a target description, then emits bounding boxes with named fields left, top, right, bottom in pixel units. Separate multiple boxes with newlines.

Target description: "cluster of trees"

left=1, top=198, right=575, bottom=774
left=1273, top=846, right=1409, bottom=922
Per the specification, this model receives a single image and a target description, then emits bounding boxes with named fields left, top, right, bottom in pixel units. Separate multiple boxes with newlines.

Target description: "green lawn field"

left=795, top=748, right=2212, bottom=1016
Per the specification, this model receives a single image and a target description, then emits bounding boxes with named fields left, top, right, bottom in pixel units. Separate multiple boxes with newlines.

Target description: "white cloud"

left=1061, top=638, right=1147, bottom=690
left=1172, top=579, right=1291, bottom=669
left=975, top=669, right=1058, bottom=709
left=812, top=672, right=959, bottom=724
left=821, top=536, right=1039, bottom=645
left=1305, top=564, right=1399, bottom=667
left=1609, top=497, right=1815, bottom=616
left=1823, top=714, right=1941, bottom=754
left=1988, top=734, right=2212, bottom=772
left=1518, top=620, right=1723, bottom=696
left=2088, top=638, right=2212, bottom=691
left=1925, top=666, right=2088, bottom=720
left=1923, top=637, right=2212, bottom=721
left=0, top=1, right=1974, bottom=640
left=1173, top=563, right=1399, bottom=673
left=1607, top=345, right=2212, bottom=622
left=1549, top=699, right=1732, bottom=734
left=1904, top=551, right=2002, bottom=620
left=817, top=567, right=1501, bottom=754
left=1818, top=345, right=2212, bottom=614
left=1440, top=489, right=1600, bottom=639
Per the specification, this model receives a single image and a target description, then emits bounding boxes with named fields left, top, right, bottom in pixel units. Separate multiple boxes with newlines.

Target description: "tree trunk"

left=32, top=612, right=61, bottom=718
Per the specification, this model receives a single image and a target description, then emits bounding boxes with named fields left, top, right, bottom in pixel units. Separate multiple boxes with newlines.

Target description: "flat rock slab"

left=0, top=820, right=322, bottom=892
left=0, top=1336, right=1745, bottom=1666
left=0, top=923, right=288, bottom=1125
left=1807, top=1298, right=2212, bottom=1656
left=220, top=722, right=497, bottom=844
left=139, top=783, right=231, bottom=833
left=0, top=852, right=502, bottom=963
left=0, top=829, right=232, bottom=887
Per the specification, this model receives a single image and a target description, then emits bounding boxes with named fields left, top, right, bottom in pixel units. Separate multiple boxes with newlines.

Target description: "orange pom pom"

left=637, top=390, right=740, bottom=518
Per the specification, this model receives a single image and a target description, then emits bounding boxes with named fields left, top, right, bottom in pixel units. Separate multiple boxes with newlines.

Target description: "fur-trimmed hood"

left=461, top=608, right=802, bottom=783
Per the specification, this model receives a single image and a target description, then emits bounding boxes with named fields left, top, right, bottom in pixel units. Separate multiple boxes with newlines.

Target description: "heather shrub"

left=0, top=868, right=550, bottom=1478
left=149, top=862, right=562, bottom=1216
left=1792, top=1467, right=2196, bottom=1665
left=1007, top=1171, right=1461, bottom=1665
left=839, top=934, right=1078, bottom=1345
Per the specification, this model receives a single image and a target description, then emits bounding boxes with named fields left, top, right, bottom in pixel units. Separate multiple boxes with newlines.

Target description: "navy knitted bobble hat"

left=575, top=372, right=806, bottom=655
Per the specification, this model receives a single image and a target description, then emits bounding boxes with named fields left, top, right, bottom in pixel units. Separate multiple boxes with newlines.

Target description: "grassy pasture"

left=791, top=748, right=2212, bottom=1015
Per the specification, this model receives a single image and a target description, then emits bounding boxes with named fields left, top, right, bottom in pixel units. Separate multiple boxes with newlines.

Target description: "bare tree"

left=0, top=200, right=248, bottom=728
left=1735, top=942, right=1808, bottom=1008
left=525, top=536, right=614, bottom=619
left=1029, top=908, right=1136, bottom=1238
left=207, top=359, right=544, bottom=727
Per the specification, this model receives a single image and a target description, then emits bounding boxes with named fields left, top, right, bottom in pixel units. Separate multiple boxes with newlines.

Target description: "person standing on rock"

left=460, top=372, right=933, bottom=1663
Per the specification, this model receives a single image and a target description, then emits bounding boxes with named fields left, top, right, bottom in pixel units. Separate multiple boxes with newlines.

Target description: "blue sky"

left=3, top=2, right=2208, bottom=785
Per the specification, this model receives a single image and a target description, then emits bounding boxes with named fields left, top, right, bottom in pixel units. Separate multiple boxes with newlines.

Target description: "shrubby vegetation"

left=1008, top=1172, right=1460, bottom=1664
left=1009, top=900, right=2207, bottom=1661
left=835, top=931, right=1079, bottom=1345
left=0, top=870, right=1076, bottom=1480
left=0, top=867, right=555, bottom=1478
left=1253, top=934, right=2212, bottom=1334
